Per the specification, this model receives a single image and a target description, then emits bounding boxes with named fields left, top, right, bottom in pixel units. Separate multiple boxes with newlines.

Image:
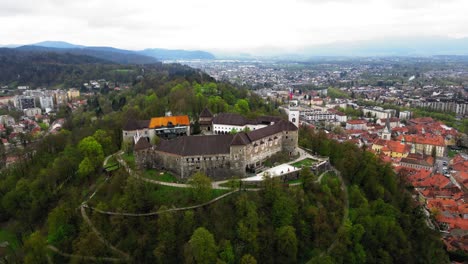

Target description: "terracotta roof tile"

left=149, top=115, right=190, bottom=128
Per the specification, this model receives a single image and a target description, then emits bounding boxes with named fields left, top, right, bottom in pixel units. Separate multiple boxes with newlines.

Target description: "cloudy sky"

left=1, top=0, right=467, bottom=52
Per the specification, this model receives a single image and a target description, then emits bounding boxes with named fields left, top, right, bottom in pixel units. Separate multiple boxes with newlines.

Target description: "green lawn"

left=106, top=155, right=118, bottom=166
left=122, top=152, right=136, bottom=169
left=288, top=179, right=302, bottom=184
left=219, top=180, right=241, bottom=188
left=291, top=158, right=317, bottom=168
left=0, top=229, right=19, bottom=250
left=143, top=169, right=178, bottom=183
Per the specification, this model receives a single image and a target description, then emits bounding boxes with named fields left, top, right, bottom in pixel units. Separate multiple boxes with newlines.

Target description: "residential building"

left=14, top=96, right=35, bottom=110
left=346, top=119, right=367, bottom=130
left=67, top=89, right=80, bottom=101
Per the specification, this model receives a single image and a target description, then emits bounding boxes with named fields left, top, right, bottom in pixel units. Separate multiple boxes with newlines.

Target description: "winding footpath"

left=48, top=149, right=348, bottom=262
left=47, top=245, right=125, bottom=263
left=80, top=206, right=131, bottom=260
left=82, top=189, right=240, bottom=217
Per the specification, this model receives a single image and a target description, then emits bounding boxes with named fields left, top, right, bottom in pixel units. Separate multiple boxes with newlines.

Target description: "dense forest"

left=0, top=61, right=449, bottom=263
left=0, top=49, right=160, bottom=87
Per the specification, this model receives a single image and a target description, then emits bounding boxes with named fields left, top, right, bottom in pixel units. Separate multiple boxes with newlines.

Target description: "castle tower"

left=288, top=108, right=300, bottom=128
left=199, top=107, right=214, bottom=134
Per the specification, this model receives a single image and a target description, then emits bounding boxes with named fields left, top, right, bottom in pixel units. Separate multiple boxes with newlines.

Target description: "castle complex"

left=132, top=109, right=299, bottom=179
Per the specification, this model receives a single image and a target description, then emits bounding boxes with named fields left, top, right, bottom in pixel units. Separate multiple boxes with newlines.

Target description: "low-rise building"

left=23, top=108, right=42, bottom=117
left=346, top=119, right=367, bottom=130
left=122, top=115, right=191, bottom=143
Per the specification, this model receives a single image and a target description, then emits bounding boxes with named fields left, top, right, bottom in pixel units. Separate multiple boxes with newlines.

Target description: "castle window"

left=125, top=132, right=128, bottom=136
left=286, top=136, right=288, bottom=139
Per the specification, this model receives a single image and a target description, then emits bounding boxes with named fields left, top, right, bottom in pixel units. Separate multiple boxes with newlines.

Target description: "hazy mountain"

left=212, top=37, right=468, bottom=59
left=16, top=45, right=159, bottom=64
left=299, top=37, right=468, bottom=57
left=0, top=44, right=21, bottom=48
left=139, top=48, right=215, bottom=60
left=15, top=40, right=217, bottom=61
left=33, top=41, right=85, bottom=49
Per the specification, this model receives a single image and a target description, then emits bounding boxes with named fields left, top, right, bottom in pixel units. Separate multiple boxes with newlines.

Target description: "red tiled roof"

left=397, top=134, right=445, bottom=147
left=409, top=117, right=435, bottom=125
left=439, top=217, right=468, bottom=230
left=386, top=140, right=411, bottom=154
left=414, top=174, right=452, bottom=189
left=347, top=119, right=366, bottom=124
left=345, top=129, right=367, bottom=135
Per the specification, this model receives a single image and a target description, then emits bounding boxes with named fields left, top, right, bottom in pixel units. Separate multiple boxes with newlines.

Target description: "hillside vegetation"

left=0, top=61, right=448, bottom=263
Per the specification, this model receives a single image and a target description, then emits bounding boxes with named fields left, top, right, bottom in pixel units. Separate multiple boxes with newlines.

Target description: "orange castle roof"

left=149, top=115, right=190, bottom=128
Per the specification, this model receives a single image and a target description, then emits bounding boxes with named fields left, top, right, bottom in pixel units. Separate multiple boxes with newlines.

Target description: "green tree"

left=93, top=129, right=115, bottom=155
left=275, top=226, right=298, bottom=263
left=236, top=194, right=259, bottom=254
left=218, top=240, right=235, bottom=264
left=78, top=136, right=105, bottom=161
left=240, top=254, right=257, bottom=264
left=154, top=205, right=177, bottom=262
left=23, top=231, right=47, bottom=264
left=47, top=204, right=76, bottom=247
left=235, top=99, right=250, bottom=114
left=78, top=157, right=94, bottom=179
left=185, top=227, right=218, bottom=264
left=189, top=172, right=212, bottom=203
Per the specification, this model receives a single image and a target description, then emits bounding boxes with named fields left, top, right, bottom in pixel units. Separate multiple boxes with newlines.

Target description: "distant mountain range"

left=2, top=37, right=468, bottom=62
left=15, top=45, right=159, bottom=64
left=0, top=41, right=216, bottom=63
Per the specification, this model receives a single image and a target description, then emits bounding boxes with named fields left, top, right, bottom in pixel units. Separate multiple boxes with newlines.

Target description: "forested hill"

left=0, top=48, right=161, bottom=87
left=0, top=56, right=451, bottom=262
left=16, top=45, right=159, bottom=65
left=0, top=48, right=111, bottom=64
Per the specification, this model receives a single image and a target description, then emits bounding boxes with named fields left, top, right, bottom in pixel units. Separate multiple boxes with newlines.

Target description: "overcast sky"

left=1, top=0, right=467, bottom=52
